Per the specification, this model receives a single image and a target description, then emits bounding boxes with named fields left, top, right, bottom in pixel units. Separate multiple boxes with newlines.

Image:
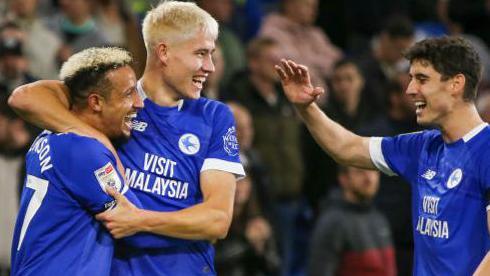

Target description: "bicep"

left=200, top=170, right=236, bottom=215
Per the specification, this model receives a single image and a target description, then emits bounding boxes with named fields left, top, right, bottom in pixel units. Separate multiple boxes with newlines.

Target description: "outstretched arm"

left=275, top=59, right=375, bottom=169
left=96, top=170, right=236, bottom=241
left=8, top=80, right=123, bottom=173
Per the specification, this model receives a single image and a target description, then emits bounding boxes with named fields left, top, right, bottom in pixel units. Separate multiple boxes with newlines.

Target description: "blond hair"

left=59, top=47, right=133, bottom=106
left=142, top=1, right=219, bottom=52
left=59, top=47, right=132, bottom=80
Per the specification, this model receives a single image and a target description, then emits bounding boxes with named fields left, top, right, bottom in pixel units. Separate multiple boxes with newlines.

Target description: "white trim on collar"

left=462, top=122, right=488, bottom=142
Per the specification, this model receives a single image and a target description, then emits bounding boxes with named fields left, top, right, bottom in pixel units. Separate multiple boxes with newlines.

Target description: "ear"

left=87, top=93, right=105, bottom=112
left=155, top=42, right=169, bottom=66
left=450, top=73, right=466, bottom=97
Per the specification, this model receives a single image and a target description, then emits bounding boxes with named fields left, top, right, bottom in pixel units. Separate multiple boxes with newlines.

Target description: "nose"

left=405, top=79, right=417, bottom=96
left=202, top=54, right=215, bottom=73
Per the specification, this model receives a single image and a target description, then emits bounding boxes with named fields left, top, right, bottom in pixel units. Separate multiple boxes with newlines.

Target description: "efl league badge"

left=447, top=168, right=463, bottom=189
left=94, top=162, right=122, bottom=193
left=179, top=133, right=200, bottom=155
left=223, top=127, right=239, bottom=156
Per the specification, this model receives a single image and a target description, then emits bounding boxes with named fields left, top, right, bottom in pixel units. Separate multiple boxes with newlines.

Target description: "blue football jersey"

left=113, top=82, right=245, bottom=275
left=11, top=131, right=170, bottom=276
left=370, top=123, right=490, bottom=275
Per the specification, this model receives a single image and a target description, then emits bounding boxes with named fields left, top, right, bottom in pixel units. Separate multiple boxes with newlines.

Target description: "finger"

left=107, top=187, right=127, bottom=203
left=274, top=65, right=288, bottom=81
left=95, top=212, right=107, bottom=221
left=282, top=59, right=295, bottom=77
left=312, top=87, right=325, bottom=96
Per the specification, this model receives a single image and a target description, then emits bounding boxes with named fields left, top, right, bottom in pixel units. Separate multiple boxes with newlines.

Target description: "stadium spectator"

left=93, top=0, right=146, bottom=76
left=303, top=59, right=376, bottom=212
left=358, top=81, right=418, bottom=276
left=215, top=173, right=280, bottom=276
left=197, top=0, right=246, bottom=89
left=5, top=0, right=62, bottom=79
left=259, top=0, right=343, bottom=90
left=224, top=37, right=304, bottom=276
left=47, top=0, right=109, bottom=63
left=0, top=23, right=37, bottom=94
left=359, top=15, right=415, bottom=116
left=309, top=166, right=396, bottom=276
left=0, top=92, right=30, bottom=276
left=276, top=36, right=490, bottom=275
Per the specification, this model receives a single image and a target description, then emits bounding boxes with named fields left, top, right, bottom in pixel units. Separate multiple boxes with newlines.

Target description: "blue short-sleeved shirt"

left=112, top=82, right=245, bottom=275
left=370, top=123, right=490, bottom=275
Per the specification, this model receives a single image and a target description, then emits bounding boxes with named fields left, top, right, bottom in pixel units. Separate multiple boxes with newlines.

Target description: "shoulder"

left=186, top=98, right=232, bottom=118
left=50, top=133, right=113, bottom=162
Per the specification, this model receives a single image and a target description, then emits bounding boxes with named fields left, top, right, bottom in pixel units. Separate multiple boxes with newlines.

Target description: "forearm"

left=8, top=80, right=122, bottom=172
left=474, top=252, right=490, bottom=275
left=296, top=103, right=374, bottom=169
left=136, top=202, right=231, bottom=241
left=9, top=80, right=75, bottom=132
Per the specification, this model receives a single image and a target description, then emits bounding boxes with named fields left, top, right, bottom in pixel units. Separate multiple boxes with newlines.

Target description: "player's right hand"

left=275, top=59, right=325, bottom=108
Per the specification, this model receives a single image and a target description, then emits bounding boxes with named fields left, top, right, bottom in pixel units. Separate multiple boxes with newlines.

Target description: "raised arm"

left=96, top=170, right=236, bottom=241
left=8, top=80, right=123, bottom=173
left=275, top=59, right=375, bottom=169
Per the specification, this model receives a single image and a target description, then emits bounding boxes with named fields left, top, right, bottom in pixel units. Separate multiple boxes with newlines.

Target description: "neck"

left=343, top=95, right=360, bottom=117
left=141, top=65, right=181, bottom=107
left=71, top=107, right=104, bottom=134
left=439, top=103, right=484, bottom=142
left=251, top=74, right=277, bottom=101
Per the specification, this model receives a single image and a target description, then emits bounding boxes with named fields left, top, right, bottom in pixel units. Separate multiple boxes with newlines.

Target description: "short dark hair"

left=404, top=36, right=482, bottom=101
left=382, top=15, right=414, bottom=39
left=246, top=37, right=277, bottom=60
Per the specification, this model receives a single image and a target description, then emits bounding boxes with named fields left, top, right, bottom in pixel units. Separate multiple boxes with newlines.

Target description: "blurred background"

left=1, top=0, right=490, bottom=275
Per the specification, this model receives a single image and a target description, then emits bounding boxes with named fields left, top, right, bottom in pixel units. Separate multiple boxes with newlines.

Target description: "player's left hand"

left=96, top=187, right=142, bottom=238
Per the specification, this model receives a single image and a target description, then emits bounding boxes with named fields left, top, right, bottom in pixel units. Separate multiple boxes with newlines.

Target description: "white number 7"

left=17, top=175, right=49, bottom=251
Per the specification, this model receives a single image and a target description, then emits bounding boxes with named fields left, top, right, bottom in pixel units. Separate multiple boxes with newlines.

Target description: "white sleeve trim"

left=201, top=158, right=246, bottom=179
left=369, top=137, right=397, bottom=176
left=486, top=205, right=490, bottom=212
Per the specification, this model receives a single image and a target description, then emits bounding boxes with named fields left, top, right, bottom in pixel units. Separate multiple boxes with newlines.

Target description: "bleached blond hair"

left=142, top=1, right=219, bottom=52
left=59, top=47, right=132, bottom=80
left=59, top=47, right=133, bottom=106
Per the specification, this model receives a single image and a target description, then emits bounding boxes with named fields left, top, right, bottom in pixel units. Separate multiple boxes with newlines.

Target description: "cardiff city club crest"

left=179, top=133, right=200, bottom=155
left=447, top=168, right=463, bottom=189
left=222, top=127, right=239, bottom=156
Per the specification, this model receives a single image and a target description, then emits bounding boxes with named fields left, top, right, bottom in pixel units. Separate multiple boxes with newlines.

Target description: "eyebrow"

left=409, top=73, right=430, bottom=79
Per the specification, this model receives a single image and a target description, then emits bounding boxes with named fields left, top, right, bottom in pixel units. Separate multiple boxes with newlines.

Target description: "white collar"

left=462, top=122, right=488, bottom=142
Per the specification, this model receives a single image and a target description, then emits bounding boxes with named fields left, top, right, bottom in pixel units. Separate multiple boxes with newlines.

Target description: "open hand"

left=275, top=59, right=325, bottom=108
left=96, top=187, right=142, bottom=238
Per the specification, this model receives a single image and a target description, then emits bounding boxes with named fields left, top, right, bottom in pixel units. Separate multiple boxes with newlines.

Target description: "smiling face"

left=161, top=31, right=216, bottom=100
left=99, top=66, right=143, bottom=139
left=406, top=59, right=459, bottom=126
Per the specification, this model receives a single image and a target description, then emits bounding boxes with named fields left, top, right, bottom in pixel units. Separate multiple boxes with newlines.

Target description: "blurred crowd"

left=1, top=0, right=490, bottom=276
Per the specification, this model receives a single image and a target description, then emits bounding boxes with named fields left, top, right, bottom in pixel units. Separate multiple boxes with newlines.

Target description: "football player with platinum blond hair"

left=9, top=1, right=245, bottom=275
left=10, top=47, right=175, bottom=275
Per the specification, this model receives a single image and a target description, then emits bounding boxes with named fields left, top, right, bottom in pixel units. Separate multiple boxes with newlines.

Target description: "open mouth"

left=192, top=76, right=206, bottom=89
left=124, top=113, right=137, bottom=129
left=414, top=101, right=427, bottom=114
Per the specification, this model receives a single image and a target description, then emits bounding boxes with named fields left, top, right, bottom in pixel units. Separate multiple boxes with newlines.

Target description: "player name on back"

left=415, top=195, right=449, bottom=239
left=28, top=135, right=53, bottom=173
left=125, top=153, right=188, bottom=199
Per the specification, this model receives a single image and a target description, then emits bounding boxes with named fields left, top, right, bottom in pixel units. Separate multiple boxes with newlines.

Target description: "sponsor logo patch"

left=131, top=120, right=148, bottom=132
left=94, top=162, right=122, bottom=193
left=222, top=127, right=239, bottom=156
left=421, top=169, right=436, bottom=180
left=179, top=133, right=200, bottom=155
